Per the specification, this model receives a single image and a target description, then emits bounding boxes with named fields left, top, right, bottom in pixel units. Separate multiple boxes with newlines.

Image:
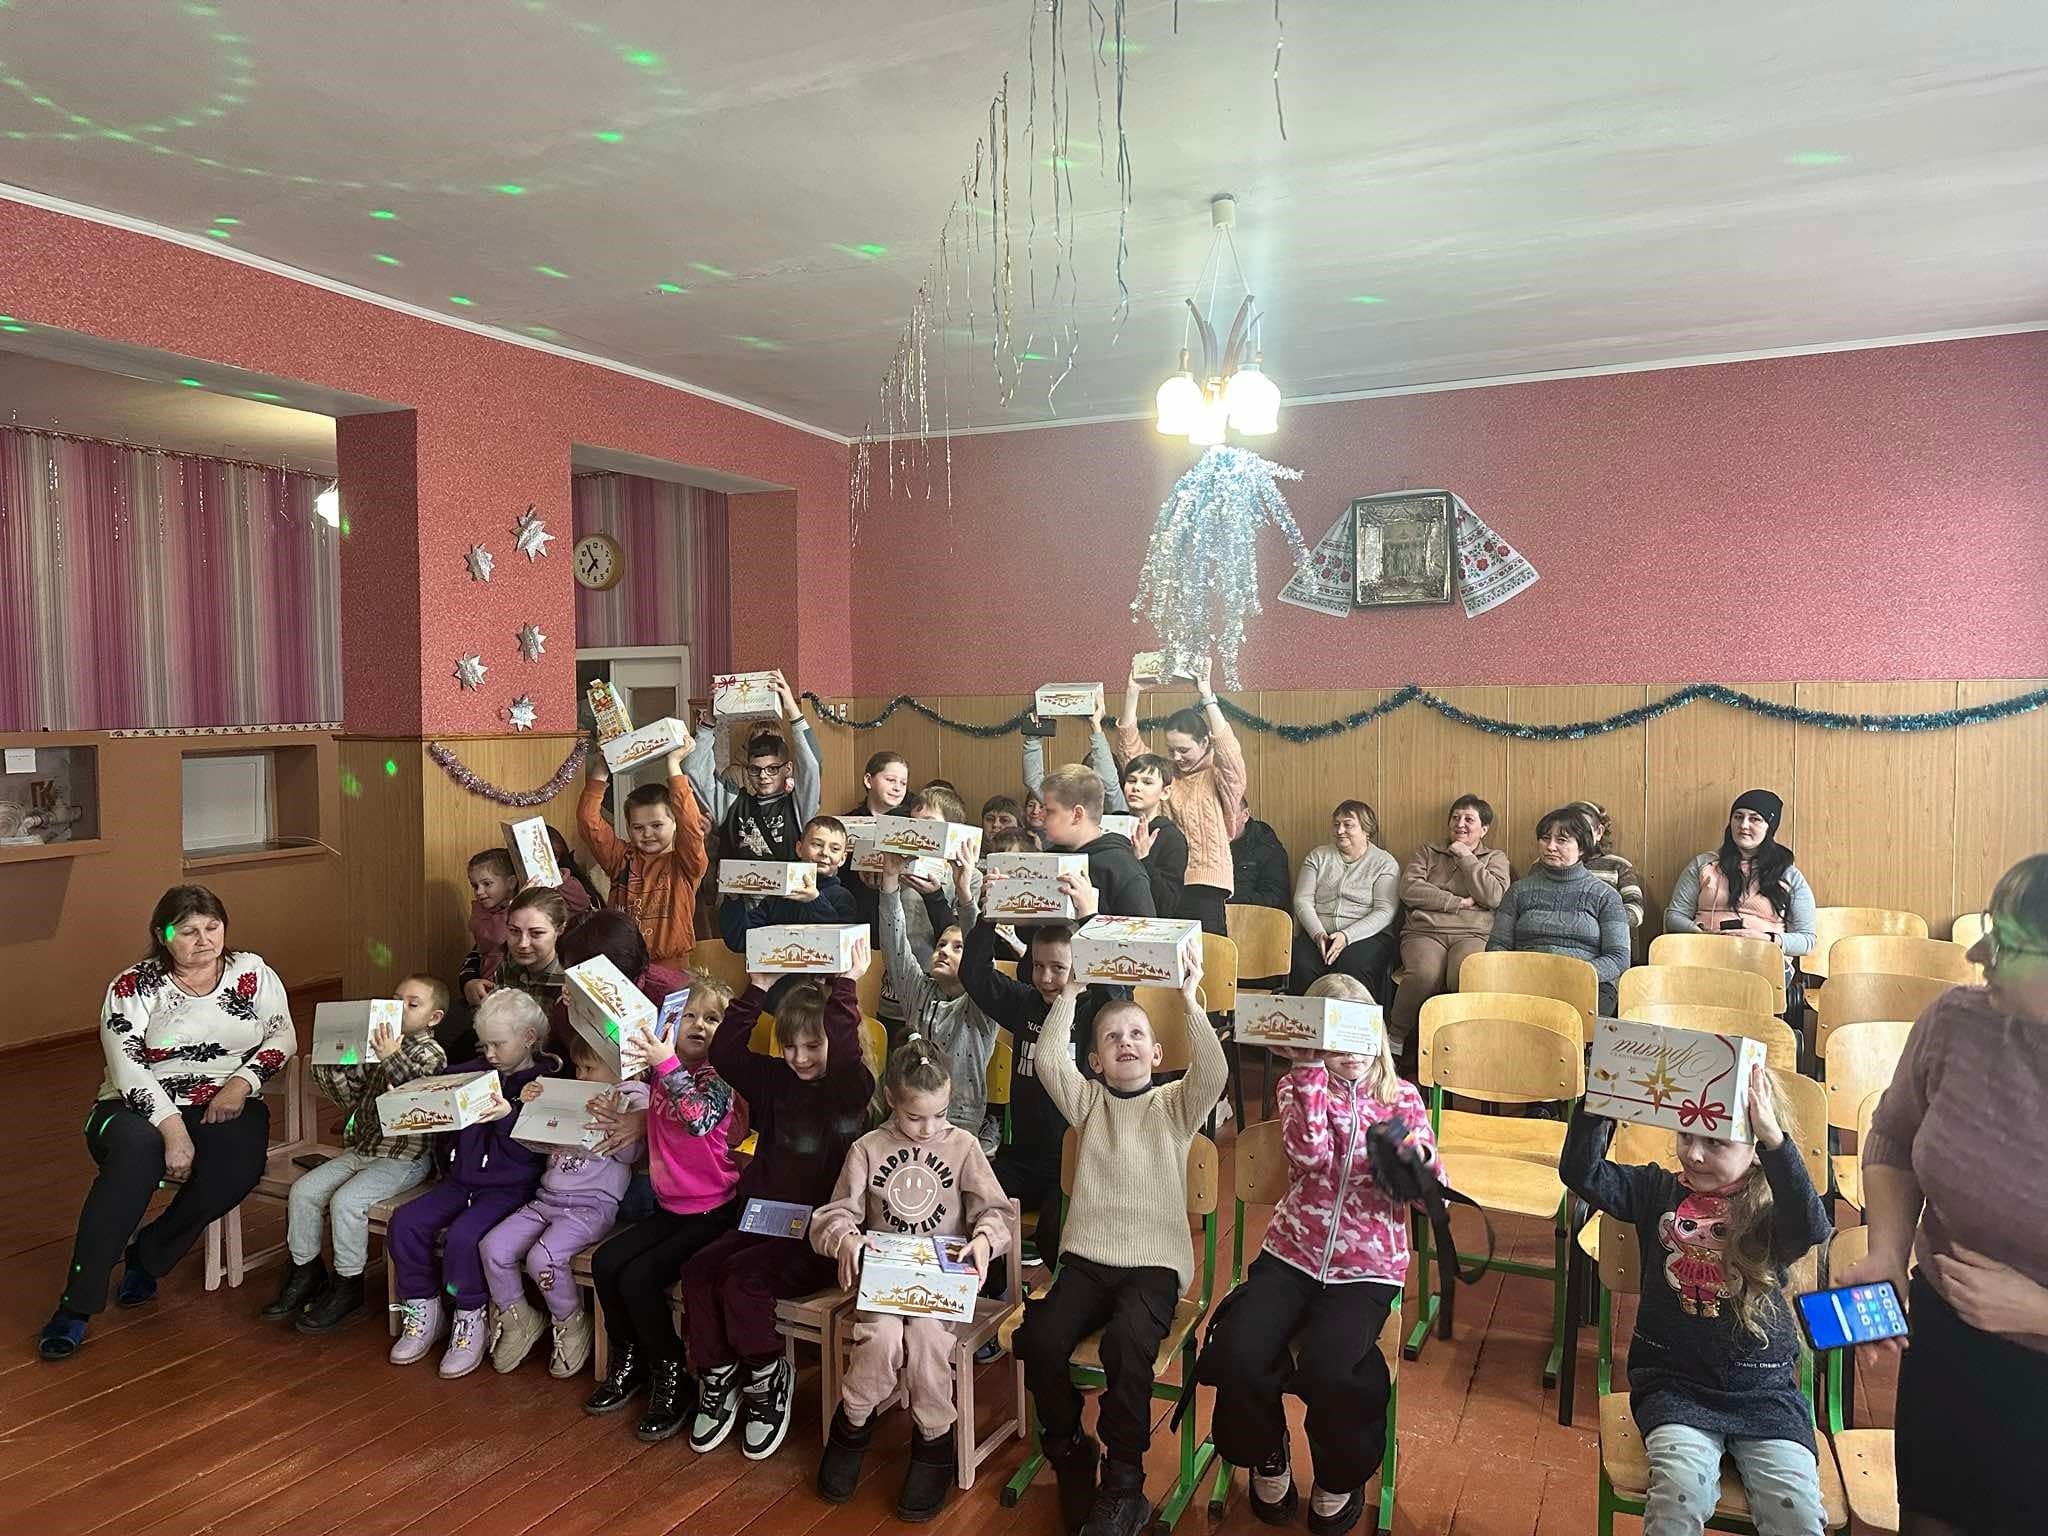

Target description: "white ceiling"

left=2, top=0, right=2044, bottom=438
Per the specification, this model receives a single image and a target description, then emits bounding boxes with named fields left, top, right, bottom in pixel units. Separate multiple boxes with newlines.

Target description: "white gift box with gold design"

left=502, top=815, right=563, bottom=887
left=1101, top=814, right=1140, bottom=841
left=981, top=875, right=1074, bottom=924
left=586, top=679, right=633, bottom=741
left=718, top=860, right=819, bottom=899
left=511, top=1078, right=612, bottom=1151
left=850, top=841, right=947, bottom=882
left=870, top=815, right=982, bottom=863
left=1131, top=651, right=1198, bottom=684
left=1587, top=1017, right=1768, bottom=1144
left=1236, top=994, right=1385, bottom=1056
left=1033, top=682, right=1105, bottom=718
left=375, top=1070, right=504, bottom=1136
left=746, top=923, right=872, bottom=976
left=564, top=955, right=657, bottom=1075
left=311, top=999, right=404, bottom=1067
left=711, top=671, right=781, bottom=722
left=1070, top=915, right=1203, bottom=987
left=981, top=851, right=1089, bottom=882
left=600, top=716, right=691, bottom=775
left=856, top=1232, right=980, bottom=1321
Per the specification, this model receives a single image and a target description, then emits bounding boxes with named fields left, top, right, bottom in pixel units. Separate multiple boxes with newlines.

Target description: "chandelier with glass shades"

left=1154, top=194, right=1280, bottom=443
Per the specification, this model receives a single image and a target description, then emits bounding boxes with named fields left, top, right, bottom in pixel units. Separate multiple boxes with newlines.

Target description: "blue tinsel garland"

left=803, top=683, right=2048, bottom=743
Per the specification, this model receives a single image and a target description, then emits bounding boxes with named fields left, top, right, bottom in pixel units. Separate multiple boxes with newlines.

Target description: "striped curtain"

left=0, top=427, right=342, bottom=731
left=571, top=472, right=730, bottom=695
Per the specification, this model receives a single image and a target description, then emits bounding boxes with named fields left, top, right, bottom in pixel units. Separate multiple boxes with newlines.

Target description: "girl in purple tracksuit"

left=479, top=1030, right=648, bottom=1380
left=386, top=989, right=558, bottom=1376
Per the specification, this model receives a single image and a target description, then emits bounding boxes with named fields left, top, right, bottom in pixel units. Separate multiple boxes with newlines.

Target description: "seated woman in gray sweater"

left=1487, top=807, right=1630, bottom=1016
left=1289, top=799, right=1401, bottom=1000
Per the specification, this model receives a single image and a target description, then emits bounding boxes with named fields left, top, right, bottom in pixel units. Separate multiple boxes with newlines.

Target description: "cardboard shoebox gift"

left=375, top=1070, right=504, bottom=1135
left=856, top=1232, right=980, bottom=1322
left=311, top=999, right=404, bottom=1067
left=1131, top=650, right=1198, bottom=684
left=981, top=851, right=1088, bottom=882
left=1101, top=814, right=1140, bottom=841
left=587, top=679, right=633, bottom=741
left=512, top=1078, right=612, bottom=1151
left=564, top=954, right=657, bottom=1075
left=502, top=815, right=563, bottom=887
left=1071, top=915, right=1204, bottom=988
left=711, top=670, right=782, bottom=722
left=850, top=843, right=948, bottom=882
left=719, top=860, right=818, bottom=898
left=870, top=815, right=982, bottom=864
left=746, top=923, right=872, bottom=976
left=601, top=716, right=691, bottom=775
left=1034, top=682, right=1105, bottom=718
left=1587, top=1016, right=1769, bottom=1143
left=980, top=875, right=1074, bottom=923
left=1236, top=994, right=1385, bottom=1056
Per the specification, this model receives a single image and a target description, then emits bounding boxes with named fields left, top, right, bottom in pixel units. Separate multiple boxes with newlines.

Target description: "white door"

left=578, top=646, right=692, bottom=837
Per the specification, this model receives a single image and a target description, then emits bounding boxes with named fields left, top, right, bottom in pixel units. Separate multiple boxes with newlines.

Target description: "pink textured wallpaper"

left=0, top=201, right=849, bottom=733
left=853, top=333, right=2048, bottom=693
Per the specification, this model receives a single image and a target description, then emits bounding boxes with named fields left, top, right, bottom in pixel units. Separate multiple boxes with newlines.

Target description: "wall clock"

left=573, top=532, right=624, bottom=591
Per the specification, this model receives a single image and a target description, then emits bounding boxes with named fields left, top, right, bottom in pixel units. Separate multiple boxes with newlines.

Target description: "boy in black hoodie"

left=1120, top=753, right=1189, bottom=920
left=719, top=815, right=859, bottom=1012
left=1038, top=764, right=1155, bottom=919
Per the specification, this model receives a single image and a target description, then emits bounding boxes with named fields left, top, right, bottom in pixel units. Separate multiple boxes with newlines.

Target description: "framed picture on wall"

left=1352, top=490, right=1455, bottom=606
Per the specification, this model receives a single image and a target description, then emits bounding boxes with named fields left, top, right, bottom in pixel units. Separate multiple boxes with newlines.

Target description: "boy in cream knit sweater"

left=1016, top=909, right=1227, bottom=1536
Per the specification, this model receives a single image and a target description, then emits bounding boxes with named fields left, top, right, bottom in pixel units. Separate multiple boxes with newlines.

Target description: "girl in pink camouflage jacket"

left=1206, top=975, right=1439, bottom=1535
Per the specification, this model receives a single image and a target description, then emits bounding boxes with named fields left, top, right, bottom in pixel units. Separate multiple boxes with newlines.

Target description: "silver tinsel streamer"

left=1130, top=446, right=1313, bottom=690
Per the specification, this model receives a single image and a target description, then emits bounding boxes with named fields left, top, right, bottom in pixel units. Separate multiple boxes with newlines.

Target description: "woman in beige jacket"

left=1389, top=795, right=1512, bottom=1052
left=1113, top=655, right=1246, bottom=935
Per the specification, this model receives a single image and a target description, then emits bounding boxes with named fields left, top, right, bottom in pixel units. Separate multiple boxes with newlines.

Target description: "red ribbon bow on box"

left=1676, top=1096, right=1728, bottom=1132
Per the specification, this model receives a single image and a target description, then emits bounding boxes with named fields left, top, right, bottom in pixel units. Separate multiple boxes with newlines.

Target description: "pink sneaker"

left=439, top=1306, right=489, bottom=1378
left=389, top=1297, right=442, bottom=1365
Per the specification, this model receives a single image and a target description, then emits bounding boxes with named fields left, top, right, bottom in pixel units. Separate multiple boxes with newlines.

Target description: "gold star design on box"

left=1631, top=1050, right=1683, bottom=1111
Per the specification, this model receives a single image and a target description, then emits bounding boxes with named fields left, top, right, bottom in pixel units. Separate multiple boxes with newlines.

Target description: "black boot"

left=1045, top=1433, right=1101, bottom=1535
left=583, top=1341, right=645, bottom=1415
left=895, top=1424, right=956, bottom=1522
left=816, top=1405, right=874, bottom=1503
left=294, top=1271, right=364, bottom=1333
left=1247, top=1446, right=1299, bottom=1525
left=636, top=1357, right=695, bottom=1442
left=262, top=1258, right=327, bottom=1320
left=1080, top=1457, right=1152, bottom=1536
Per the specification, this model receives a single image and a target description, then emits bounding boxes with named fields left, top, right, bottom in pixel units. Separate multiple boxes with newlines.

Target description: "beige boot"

left=490, top=1297, right=546, bottom=1373
left=549, top=1307, right=593, bottom=1378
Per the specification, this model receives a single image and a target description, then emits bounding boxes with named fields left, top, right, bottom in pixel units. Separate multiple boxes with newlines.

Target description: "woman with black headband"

left=1664, top=790, right=1817, bottom=980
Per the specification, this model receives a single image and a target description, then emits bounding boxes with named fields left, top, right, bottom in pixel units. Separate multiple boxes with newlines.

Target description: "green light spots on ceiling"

left=1020, top=351, right=1047, bottom=361
left=370, top=208, right=397, bottom=220
left=833, top=242, right=889, bottom=260
left=1348, top=294, right=1387, bottom=305
left=177, top=377, right=205, bottom=388
left=656, top=281, right=686, bottom=294
left=246, top=390, right=283, bottom=401
left=183, top=3, right=220, bottom=15
left=496, top=183, right=527, bottom=196
left=735, top=336, right=783, bottom=351
left=594, top=130, right=623, bottom=144
left=1785, top=150, right=1849, bottom=167
left=214, top=215, right=240, bottom=225
left=1, top=324, right=28, bottom=334
left=534, top=265, right=569, bottom=279
left=526, top=325, right=559, bottom=338
left=1045, top=157, right=1077, bottom=171
left=205, top=228, right=232, bottom=239
left=373, top=253, right=402, bottom=265
left=212, top=32, right=245, bottom=43
left=621, top=48, right=662, bottom=69
left=448, top=295, right=476, bottom=306
left=689, top=261, right=732, bottom=278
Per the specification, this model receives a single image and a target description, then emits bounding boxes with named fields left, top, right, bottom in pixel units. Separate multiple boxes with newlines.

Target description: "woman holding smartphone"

left=1840, top=853, right=2048, bottom=1536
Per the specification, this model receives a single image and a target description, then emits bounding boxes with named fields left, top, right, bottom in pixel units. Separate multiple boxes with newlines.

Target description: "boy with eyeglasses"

left=682, top=668, right=821, bottom=863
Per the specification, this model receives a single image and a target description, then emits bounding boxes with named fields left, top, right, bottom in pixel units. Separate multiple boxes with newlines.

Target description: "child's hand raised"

left=877, top=851, right=906, bottom=892
left=748, top=971, right=778, bottom=995
left=1273, top=1046, right=1322, bottom=1066
left=1180, top=946, right=1207, bottom=1009
left=368, top=1021, right=401, bottom=1061
left=1192, top=655, right=1214, bottom=693
left=835, top=1230, right=865, bottom=1291
left=519, top=1080, right=546, bottom=1104
left=1744, top=1062, right=1785, bottom=1149
left=1131, top=816, right=1156, bottom=859
left=1057, top=870, right=1098, bottom=921
left=586, top=733, right=611, bottom=784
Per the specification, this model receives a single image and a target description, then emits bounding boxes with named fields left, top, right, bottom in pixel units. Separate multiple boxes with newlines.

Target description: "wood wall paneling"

left=339, top=738, right=427, bottom=999
left=1379, top=686, right=1511, bottom=875
left=1791, top=683, right=1959, bottom=931
left=1644, top=683, right=1800, bottom=923
left=1251, top=690, right=1385, bottom=881
left=1505, top=686, right=1651, bottom=881
left=934, top=695, right=1035, bottom=819
left=1952, top=679, right=2048, bottom=928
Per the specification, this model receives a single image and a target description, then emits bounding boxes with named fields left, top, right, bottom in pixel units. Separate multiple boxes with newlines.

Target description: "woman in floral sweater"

left=40, top=886, right=296, bottom=1360
left=1203, top=974, right=1437, bottom=1536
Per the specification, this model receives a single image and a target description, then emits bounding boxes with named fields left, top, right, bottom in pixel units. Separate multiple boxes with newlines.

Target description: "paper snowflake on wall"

left=508, top=695, right=537, bottom=731
left=517, top=622, right=546, bottom=662
left=512, top=505, right=554, bottom=561
left=464, top=544, right=494, bottom=582
left=454, top=654, right=488, bottom=691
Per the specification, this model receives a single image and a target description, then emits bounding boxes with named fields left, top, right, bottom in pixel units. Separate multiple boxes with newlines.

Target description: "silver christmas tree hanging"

left=1130, top=445, right=1312, bottom=689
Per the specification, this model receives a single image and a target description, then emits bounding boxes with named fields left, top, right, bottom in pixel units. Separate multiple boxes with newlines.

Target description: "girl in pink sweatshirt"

left=1206, top=974, right=1438, bottom=1536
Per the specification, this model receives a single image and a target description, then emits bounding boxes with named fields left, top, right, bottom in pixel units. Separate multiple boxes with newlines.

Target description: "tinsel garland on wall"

left=427, top=739, right=588, bottom=805
left=803, top=683, right=2048, bottom=743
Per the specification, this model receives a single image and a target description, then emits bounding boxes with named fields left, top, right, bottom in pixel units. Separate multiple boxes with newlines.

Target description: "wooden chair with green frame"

left=1590, top=1213, right=1850, bottom=1533
left=997, top=1129, right=1223, bottom=1531
left=1406, top=991, right=1586, bottom=1385
left=1205, top=1118, right=1403, bottom=1534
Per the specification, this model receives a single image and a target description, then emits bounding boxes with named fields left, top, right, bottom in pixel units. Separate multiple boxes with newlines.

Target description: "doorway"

left=576, top=645, right=694, bottom=836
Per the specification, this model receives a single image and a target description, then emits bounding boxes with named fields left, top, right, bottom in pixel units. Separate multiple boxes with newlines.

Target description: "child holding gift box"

left=1017, top=948, right=1227, bottom=1536
left=1113, top=654, right=1245, bottom=935
left=1038, top=763, right=1156, bottom=919
left=269, top=974, right=450, bottom=1333
left=480, top=1030, right=649, bottom=1379
left=579, top=743, right=708, bottom=970
left=811, top=1038, right=1010, bottom=1520
left=680, top=971, right=873, bottom=1461
left=1560, top=1063, right=1830, bottom=1536
left=718, top=815, right=859, bottom=954
left=585, top=976, right=746, bottom=1440
left=880, top=853, right=1000, bottom=1152
left=686, top=669, right=821, bottom=862
left=386, top=989, right=561, bottom=1377
left=1204, top=974, right=1434, bottom=1534
left=853, top=786, right=974, bottom=1027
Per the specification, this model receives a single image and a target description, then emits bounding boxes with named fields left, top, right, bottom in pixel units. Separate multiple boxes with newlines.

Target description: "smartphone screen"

left=1796, top=1281, right=1908, bottom=1350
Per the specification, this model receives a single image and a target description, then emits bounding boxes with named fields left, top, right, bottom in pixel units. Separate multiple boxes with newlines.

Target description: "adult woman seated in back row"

left=1389, top=794, right=1512, bottom=1055
left=1488, top=806, right=1630, bottom=1016
left=40, top=885, right=296, bottom=1360
left=1664, top=789, right=1816, bottom=984
left=1290, top=799, right=1400, bottom=998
